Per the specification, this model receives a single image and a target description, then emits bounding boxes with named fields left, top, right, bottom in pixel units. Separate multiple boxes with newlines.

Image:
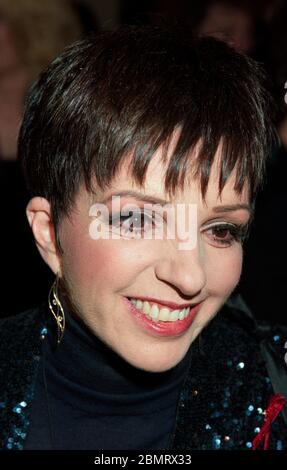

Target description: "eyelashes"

left=108, top=210, right=156, bottom=237
left=108, top=209, right=250, bottom=247
left=202, top=222, right=250, bottom=247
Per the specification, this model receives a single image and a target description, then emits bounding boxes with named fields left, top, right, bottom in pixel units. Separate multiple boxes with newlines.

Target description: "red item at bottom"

left=252, top=393, right=286, bottom=450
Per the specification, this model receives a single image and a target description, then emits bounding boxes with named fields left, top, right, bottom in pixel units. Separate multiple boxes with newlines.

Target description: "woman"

left=0, top=25, right=286, bottom=451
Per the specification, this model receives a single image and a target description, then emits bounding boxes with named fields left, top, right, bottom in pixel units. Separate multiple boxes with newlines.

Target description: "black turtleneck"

left=24, top=302, right=193, bottom=450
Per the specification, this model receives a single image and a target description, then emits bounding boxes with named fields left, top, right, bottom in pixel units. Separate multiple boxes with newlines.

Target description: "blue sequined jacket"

left=0, top=295, right=287, bottom=450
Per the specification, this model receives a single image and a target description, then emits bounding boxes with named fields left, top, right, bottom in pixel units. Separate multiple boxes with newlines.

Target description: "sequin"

left=236, top=362, right=245, bottom=370
left=12, top=406, right=22, bottom=414
left=276, top=440, right=283, bottom=450
left=246, top=441, right=252, bottom=448
left=273, top=335, right=280, bottom=342
left=213, top=437, right=221, bottom=449
left=40, top=327, right=48, bottom=340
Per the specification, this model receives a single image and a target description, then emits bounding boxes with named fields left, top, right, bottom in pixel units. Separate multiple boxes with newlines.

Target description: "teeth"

left=135, top=300, right=143, bottom=309
left=142, top=301, right=150, bottom=315
left=158, top=307, right=170, bottom=321
left=150, top=304, right=159, bottom=320
left=169, top=309, right=180, bottom=321
left=179, top=309, right=185, bottom=320
left=129, top=298, right=190, bottom=322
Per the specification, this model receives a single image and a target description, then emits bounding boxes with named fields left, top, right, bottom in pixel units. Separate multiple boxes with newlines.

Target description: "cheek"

left=62, top=238, right=121, bottom=291
left=205, top=246, right=243, bottom=296
left=61, top=229, right=149, bottom=294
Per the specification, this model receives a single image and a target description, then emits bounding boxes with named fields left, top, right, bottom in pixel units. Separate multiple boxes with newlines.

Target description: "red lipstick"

left=123, top=297, right=202, bottom=337
left=126, top=296, right=195, bottom=310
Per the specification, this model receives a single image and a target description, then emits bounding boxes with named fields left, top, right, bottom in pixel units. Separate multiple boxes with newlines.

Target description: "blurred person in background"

left=194, top=0, right=256, bottom=54
left=0, top=0, right=85, bottom=316
left=121, top=0, right=256, bottom=55
left=0, top=0, right=84, bottom=160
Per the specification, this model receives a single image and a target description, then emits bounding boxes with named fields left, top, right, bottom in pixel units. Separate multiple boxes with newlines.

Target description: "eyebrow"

left=212, top=204, right=253, bottom=215
left=97, top=190, right=253, bottom=214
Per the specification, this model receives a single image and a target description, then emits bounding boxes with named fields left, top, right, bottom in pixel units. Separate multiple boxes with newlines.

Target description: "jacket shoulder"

left=0, top=306, right=43, bottom=338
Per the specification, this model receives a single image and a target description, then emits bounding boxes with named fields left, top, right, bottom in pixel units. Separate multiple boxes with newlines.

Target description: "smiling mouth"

left=126, top=297, right=195, bottom=323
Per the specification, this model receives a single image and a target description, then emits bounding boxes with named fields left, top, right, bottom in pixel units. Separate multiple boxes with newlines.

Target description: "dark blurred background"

left=0, top=0, right=286, bottom=324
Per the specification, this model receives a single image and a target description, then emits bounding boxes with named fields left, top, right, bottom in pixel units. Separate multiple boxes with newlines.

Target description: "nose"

left=154, top=244, right=207, bottom=298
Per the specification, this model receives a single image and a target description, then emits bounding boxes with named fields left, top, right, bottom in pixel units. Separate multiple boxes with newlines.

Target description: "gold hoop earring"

left=48, top=273, right=65, bottom=345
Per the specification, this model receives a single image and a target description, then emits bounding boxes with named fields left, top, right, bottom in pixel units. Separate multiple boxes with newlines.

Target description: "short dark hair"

left=18, top=25, right=276, bottom=242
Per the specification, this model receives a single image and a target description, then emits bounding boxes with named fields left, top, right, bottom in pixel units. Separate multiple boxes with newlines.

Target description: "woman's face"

left=57, top=144, right=251, bottom=372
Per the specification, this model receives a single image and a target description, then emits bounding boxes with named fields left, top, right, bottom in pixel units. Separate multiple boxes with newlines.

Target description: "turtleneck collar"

left=43, top=297, right=193, bottom=416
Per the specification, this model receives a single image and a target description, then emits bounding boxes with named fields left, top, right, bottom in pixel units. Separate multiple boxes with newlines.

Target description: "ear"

left=26, top=197, right=61, bottom=275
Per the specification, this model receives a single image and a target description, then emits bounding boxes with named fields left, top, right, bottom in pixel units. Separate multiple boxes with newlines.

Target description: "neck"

left=44, top=301, right=193, bottom=402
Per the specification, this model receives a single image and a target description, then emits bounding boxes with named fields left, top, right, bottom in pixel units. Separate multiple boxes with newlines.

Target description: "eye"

left=108, top=210, right=158, bottom=238
left=202, top=222, right=249, bottom=247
